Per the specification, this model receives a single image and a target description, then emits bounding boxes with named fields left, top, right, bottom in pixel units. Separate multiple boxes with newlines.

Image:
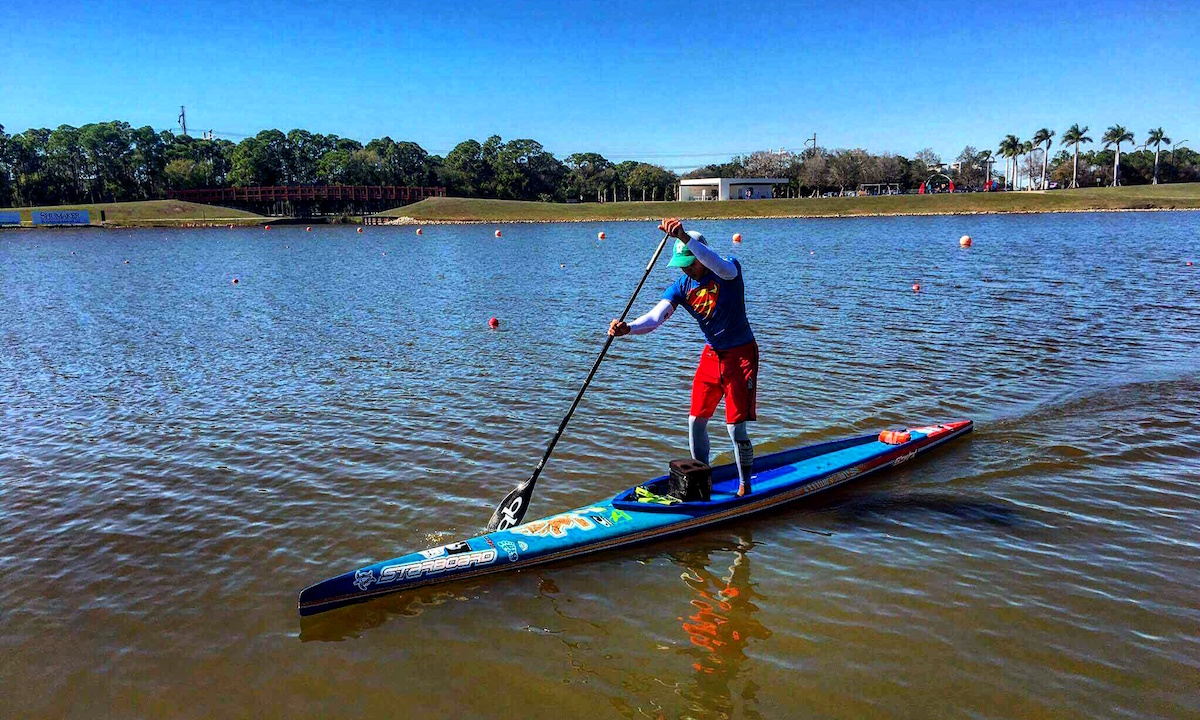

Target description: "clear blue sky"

left=2, top=0, right=1197, bottom=169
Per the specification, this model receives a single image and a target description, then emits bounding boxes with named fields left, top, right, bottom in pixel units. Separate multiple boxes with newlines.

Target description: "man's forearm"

left=628, top=299, right=675, bottom=334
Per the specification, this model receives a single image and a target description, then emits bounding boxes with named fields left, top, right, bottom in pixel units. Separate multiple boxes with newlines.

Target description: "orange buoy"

left=232, top=277, right=239, bottom=285
left=598, top=231, right=606, bottom=240
left=306, top=226, right=312, bottom=232
left=912, top=283, right=921, bottom=293
left=494, top=229, right=502, bottom=238
left=732, top=233, right=742, bottom=243
left=959, top=234, right=972, bottom=248
left=416, top=228, right=423, bottom=235
left=488, top=317, right=500, bottom=329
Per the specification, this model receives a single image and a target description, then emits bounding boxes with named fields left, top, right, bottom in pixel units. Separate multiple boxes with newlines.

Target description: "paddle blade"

left=486, top=475, right=535, bottom=532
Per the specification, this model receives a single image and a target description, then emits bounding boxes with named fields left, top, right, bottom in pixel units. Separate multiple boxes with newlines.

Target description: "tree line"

left=0, top=121, right=679, bottom=208
left=995, top=124, right=1195, bottom=191
left=1, top=119, right=1196, bottom=209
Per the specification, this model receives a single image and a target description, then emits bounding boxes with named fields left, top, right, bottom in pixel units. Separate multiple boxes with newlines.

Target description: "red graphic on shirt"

left=686, top=281, right=720, bottom=319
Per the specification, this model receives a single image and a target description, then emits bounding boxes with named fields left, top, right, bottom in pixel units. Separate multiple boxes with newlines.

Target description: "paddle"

left=486, top=231, right=673, bottom=531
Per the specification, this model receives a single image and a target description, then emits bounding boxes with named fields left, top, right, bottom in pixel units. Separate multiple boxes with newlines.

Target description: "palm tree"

left=1060, top=124, right=1092, bottom=189
left=1103, top=125, right=1134, bottom=186
left=1147, top=127, right=1171, bottom=185
left=998, top=135, right=1020, bottom=190
left=1021, top=141, right=1034, bottom=190
left=979, top=149, right=994, bottom=189
left=1032, top=128, right=1054, bottom=190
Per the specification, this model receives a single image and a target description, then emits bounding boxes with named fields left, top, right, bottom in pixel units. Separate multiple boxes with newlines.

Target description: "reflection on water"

left=671, top=537, right=771, bottom=720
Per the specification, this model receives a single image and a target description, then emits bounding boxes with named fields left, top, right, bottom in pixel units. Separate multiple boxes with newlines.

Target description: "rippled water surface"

left=2, top=213, right=1198, bottom=719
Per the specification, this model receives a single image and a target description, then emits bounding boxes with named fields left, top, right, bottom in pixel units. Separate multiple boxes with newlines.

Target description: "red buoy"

left=959, top=235, right=972, bottom=248
left=265, top=225, right=271, bottom=230
left=232, top=277, right=239, bottom=285
left=416, top=228, right=423, bottom=235
left=488, top=317, right=500, bottom=329
left=912, top=283, right=921, bottom=293
left=494, top=230, right=502, bottom=238
left=357, top=227, right=363, bottom=234
left=306, top=226, right=312, bottom=232
left=598, top=231, right=606, bottom=240
left=1188, top=261, right=1194, bottom=267
left=732, top=233, right=742, bottom=243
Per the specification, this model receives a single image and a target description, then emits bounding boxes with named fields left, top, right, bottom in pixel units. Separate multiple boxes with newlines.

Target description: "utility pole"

left=803, top=133, right=817, bottom=155
left=178, top=106, right=188, bottom=137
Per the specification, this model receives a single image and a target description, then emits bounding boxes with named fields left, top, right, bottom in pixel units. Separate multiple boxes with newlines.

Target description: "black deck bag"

left=668, top=458, right=713, bottom=502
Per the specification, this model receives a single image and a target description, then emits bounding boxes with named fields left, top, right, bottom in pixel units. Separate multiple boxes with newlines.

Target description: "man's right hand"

left=608, top=319, right=631, bottom=337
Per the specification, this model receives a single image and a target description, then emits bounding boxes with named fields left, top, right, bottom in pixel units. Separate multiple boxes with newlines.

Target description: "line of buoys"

left=416, top=228, right=423, bottom=235
left=488, top=317, right=500, bottom=329
left=959, top=234, right=972, bottom=248
left=912, top=283, right=921, bottom=293
left=598, top=231, right=606, bottom=240
left=494, top=229, right=502, bottom=238
left=732, top=233, right=742, bottom=243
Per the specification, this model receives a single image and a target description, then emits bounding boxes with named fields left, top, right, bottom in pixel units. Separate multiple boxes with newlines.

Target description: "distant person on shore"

left=608, top=218, right=758, bottom=496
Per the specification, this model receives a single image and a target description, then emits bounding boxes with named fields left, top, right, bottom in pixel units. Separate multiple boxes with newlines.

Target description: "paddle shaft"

left=529, top=232, right=671, bottom=481
left=487, top=233, right=671, bottom=530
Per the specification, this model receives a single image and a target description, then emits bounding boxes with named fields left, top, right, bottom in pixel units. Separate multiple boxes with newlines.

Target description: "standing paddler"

left=609, top=218, right=759, bottom=496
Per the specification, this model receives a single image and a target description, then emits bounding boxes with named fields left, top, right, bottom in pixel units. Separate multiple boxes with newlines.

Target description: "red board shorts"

left=690, top=341, right=759, bottom=424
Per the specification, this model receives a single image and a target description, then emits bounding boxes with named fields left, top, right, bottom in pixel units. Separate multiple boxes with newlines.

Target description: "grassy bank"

left=6, top=200, right=266, bottom=227
left=383, top=183, right=1200, bottom=223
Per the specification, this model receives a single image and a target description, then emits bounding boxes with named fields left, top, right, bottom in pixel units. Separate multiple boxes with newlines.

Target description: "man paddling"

left=609, top=218, right=758, bottom=496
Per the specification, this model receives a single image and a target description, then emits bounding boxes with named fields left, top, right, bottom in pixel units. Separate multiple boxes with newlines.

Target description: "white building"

left=679, top=177, right=789, bottom=201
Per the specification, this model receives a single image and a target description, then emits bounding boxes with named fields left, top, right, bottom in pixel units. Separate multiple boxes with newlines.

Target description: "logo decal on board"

left=377, top=549, right=498, bottom=585
left=353, top=569, right=377, bottom=591
left=513, top=507, right=610, bottom=538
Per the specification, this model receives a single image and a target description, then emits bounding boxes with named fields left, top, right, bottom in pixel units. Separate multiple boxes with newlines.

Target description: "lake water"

left=2, top=213, right=1197, bottom=719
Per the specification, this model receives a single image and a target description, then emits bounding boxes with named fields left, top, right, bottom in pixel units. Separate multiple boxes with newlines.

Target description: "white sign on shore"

left=32, top=210, right=90, bottom=226
left=0, top=211, right=21, bottom=226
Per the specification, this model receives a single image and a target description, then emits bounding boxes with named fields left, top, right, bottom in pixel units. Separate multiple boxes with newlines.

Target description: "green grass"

left=8, top=200, right=266, bottom=226
left=382, top=183, right=1200, bottom=223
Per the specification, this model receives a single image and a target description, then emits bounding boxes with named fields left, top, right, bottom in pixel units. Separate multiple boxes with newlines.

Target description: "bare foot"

left=736, top=482, right=750, bottom=497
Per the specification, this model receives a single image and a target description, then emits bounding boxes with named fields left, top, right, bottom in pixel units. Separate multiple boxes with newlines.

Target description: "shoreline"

left=381, top=205, right=1200, bottom=226
left=5, top=183, right=1200, bottom=229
